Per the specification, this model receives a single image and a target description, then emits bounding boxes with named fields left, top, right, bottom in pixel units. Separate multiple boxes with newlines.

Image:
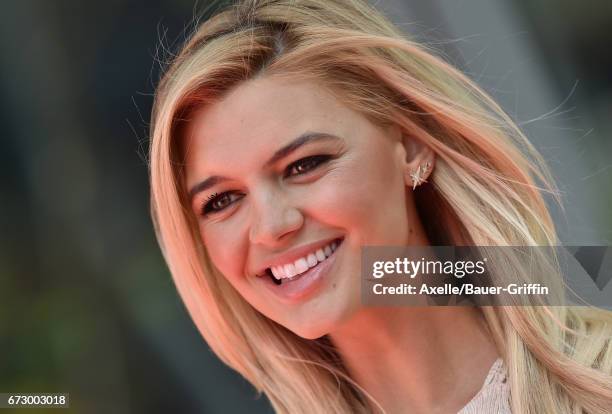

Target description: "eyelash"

left=200, top=155, right=332, bottom=216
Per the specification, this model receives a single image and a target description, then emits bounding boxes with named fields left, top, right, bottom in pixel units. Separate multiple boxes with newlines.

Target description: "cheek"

left=307, top=154, right=409, bottom=244
left=200, top=224, right=247, bottom=282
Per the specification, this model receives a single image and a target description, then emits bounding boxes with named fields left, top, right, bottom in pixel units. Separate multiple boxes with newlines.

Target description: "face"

left=184, top=76, right=430, bottom=339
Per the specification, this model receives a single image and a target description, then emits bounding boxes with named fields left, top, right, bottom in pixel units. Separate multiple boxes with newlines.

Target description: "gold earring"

left=410, top=162, right=430, bottom=190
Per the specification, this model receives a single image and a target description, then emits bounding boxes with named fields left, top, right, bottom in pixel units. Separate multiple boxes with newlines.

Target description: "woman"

left=148, top=0, right=612, bottom=412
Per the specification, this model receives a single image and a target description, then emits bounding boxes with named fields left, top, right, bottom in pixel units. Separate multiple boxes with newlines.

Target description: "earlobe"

left=400, top=134, right=435, bottom=190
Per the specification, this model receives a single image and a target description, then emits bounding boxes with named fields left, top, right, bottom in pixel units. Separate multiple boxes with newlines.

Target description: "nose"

left=248, top=188, right=304, bottom=246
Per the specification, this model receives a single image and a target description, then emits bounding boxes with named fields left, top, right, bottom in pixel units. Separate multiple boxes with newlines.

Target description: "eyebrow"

left=188, top=131, right=341, bottom=201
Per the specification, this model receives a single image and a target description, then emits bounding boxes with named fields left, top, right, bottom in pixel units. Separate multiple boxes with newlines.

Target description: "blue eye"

left=284, top=155, right=331, bottom=178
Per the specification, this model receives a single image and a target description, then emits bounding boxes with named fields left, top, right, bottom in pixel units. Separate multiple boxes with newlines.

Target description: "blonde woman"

left=148, top=0, right=612, bottom=412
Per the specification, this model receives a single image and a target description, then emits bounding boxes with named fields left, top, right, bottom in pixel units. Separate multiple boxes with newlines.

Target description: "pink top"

left=457, top=358, right=511, bottom=414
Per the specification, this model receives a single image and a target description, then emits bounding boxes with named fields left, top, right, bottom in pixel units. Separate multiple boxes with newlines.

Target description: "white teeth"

left=272, top=265, right=285, bottom=279
left=295, top=258, right=309, bottom=274
left=315, top=249, right=326, bottom=261
left=307, top=253, right=318, bottom=267
left=268, top=239, right=342, bottom=281
left=283, top=263, right=297, bottom=278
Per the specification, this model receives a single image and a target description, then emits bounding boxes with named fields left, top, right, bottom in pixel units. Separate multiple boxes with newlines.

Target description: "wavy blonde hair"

left=149, top=0, right=612, bottom=412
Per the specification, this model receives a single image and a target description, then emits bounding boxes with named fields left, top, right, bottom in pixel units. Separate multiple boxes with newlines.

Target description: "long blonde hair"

left=149, top=0, right=612, bottom=412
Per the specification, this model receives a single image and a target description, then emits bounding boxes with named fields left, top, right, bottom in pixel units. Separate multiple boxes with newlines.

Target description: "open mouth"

left=264, top=237, right=344, bottom=285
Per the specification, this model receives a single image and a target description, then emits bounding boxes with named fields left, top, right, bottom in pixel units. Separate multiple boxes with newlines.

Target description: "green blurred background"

left=1, top=0, right=610, bottom=413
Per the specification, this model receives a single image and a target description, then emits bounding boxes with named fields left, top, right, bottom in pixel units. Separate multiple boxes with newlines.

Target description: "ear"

left=398, top=130, right=435, bottom=190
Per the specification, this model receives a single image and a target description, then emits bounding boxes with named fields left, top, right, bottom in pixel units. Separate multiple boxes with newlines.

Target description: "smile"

left=268, top=239, right=341, bottom=282
left=257, top=237, right=344, bottom=302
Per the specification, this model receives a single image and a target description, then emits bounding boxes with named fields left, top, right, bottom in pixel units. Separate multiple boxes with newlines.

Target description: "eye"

left=201, top=191, right=244, bottom=216
left=284, top=155, right=331, bottom=178
left=199, top=155, right=332, bottom=217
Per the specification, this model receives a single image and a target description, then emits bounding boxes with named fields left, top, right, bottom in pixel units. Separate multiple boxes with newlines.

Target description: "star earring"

left=410, top=161, right=431, bottom=190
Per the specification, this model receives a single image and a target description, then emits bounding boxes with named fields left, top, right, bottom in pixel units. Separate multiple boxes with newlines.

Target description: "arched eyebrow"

left=188, top=131, right=342, bottom=201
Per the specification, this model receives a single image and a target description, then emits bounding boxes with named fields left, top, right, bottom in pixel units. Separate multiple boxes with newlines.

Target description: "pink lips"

left=259, top=238, right=343, bottom=303
left=252, top=237, right=342, bottom=278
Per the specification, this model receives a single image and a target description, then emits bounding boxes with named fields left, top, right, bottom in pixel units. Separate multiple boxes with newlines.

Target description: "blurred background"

left=1, top=0, right=610, bottom=412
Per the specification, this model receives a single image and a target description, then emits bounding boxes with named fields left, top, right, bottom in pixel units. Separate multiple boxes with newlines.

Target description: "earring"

left=410, top=161, right=431, bottom=190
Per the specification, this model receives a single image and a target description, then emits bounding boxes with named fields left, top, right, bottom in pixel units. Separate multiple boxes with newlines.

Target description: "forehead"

left=183, top=76, right=363, bottom=178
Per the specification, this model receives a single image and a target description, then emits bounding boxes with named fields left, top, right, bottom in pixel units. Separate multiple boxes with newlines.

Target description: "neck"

left=329, top=306, right=499, bottom=414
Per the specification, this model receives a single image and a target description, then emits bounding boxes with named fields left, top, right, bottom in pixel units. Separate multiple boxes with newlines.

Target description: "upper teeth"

left=270, top=240, right=339, bottom=280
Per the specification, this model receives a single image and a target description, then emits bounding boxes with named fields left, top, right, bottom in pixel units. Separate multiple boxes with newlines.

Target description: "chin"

left=286, top=304, right=356, bottom=340
left=290, top=323, right=331, bottom=340
left=280, top=312, right=336, bottom=339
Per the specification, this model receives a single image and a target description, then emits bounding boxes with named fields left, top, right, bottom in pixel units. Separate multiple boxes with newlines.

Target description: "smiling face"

left=183, top=75, right=431, bottom=338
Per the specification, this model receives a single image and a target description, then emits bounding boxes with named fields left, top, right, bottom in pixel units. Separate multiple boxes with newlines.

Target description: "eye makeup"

left=197, top=153, right=336, bottom=217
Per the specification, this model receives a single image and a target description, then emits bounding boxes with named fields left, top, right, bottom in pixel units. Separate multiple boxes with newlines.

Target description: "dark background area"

left=1, top=0, right=610, bottom=413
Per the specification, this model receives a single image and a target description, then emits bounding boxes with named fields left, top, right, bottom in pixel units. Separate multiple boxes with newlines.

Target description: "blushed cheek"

left=314, top=156, right=409, bottom=245
left=201, top=225, right=247, bottom=283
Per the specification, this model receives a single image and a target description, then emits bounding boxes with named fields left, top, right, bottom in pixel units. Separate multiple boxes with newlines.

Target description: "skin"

left=184, top=76, right=499, bottom=414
